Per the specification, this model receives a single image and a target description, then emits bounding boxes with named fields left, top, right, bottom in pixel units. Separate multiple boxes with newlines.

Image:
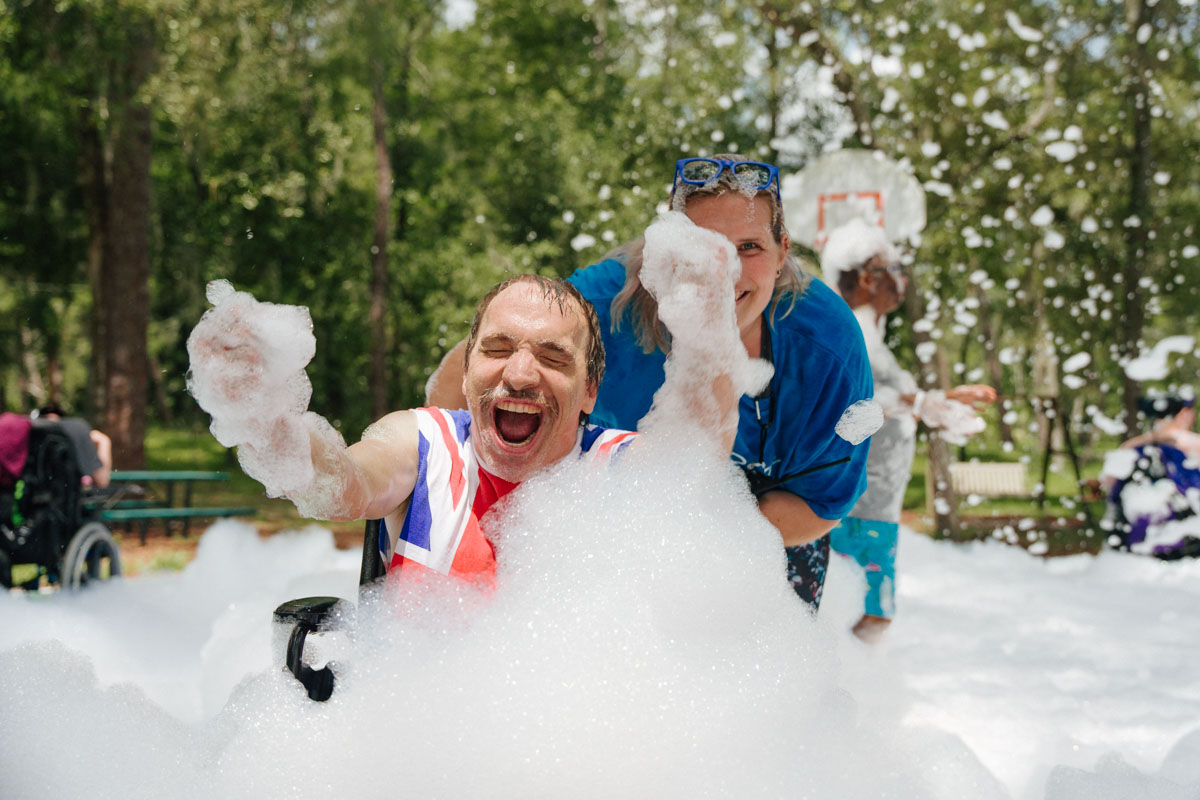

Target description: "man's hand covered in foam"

left=186, top=279, right=316, bottom=444
left=186, top=280, right=336, bottom=499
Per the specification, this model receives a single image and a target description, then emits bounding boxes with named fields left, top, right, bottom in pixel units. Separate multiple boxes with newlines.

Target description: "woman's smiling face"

left=683, top=191, right=788, bottom=353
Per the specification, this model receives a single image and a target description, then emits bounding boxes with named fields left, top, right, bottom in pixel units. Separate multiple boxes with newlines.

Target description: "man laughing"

left=187, top=213, right=753, bottom=588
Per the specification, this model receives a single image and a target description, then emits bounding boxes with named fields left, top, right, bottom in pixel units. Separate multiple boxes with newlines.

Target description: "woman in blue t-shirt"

left=428, top=155, right=874, bottom=609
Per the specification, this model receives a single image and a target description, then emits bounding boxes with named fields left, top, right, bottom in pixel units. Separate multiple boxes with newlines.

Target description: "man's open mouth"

left=494, top=400, right=543, bottom=446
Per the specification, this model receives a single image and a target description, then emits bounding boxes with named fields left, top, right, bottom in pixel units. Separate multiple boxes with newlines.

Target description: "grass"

left=145, top=549, right=194, bottom=572
left=902, top=450, right=1111, bottom=557
left=140, top=425, right=311, bottom=530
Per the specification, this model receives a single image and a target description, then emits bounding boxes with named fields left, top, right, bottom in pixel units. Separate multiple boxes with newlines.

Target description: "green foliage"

left=1, top=0, right=1197, bottom=476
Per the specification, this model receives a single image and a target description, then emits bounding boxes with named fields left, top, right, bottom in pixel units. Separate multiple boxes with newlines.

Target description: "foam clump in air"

left=638, top=211, right=772, bottom=443
left=1100, top=448, right=1140, bottom=482
left=1124, top=335, right=1196, bottom=381
left=186, top=280, right=351, bottom=509
left=836, top=399, right=884, bottom=445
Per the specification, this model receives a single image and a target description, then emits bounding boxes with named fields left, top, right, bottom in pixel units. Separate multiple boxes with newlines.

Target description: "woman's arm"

left=425, top=341, right=469, bottom=409
left=88, top=429, right=112, bottom=489
left=758, top=490, right=839, bottom=547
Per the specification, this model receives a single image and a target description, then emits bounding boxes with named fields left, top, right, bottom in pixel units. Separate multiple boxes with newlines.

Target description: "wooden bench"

left=949, top=461, right=1030, bottom=498
left=101, top=470, right=257, bottom=542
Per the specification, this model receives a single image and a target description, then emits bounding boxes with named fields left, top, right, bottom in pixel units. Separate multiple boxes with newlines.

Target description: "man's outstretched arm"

left=293, top=411, right=421, bottom=521
left=187, top=280, right=420, bottom=522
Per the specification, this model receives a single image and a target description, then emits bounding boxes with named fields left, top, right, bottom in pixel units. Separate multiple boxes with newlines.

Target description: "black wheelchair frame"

left=272, top=518, right=385, bottom=701
left=0, top=423, right=122, bottom=590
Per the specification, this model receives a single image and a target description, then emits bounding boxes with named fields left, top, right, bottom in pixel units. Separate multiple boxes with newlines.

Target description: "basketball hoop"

left=781, top=150, right=927, bottom=248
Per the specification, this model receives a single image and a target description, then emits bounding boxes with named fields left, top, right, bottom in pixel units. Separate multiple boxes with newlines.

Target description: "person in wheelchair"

left=187, top=216, right=753, bottom=591
left=1102, top=391, right=1200, bottom=559
left=31, top=404, right=113, bottom=490
left=0, top=408, right=122, bottom=589
left=1117, top=393, right=1200, bottom=463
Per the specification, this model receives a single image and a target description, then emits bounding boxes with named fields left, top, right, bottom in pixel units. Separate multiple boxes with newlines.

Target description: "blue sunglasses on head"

left=672, top=158, right=782, bottom=203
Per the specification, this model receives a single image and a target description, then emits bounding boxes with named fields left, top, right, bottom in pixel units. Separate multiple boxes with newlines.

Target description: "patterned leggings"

left=785, top=535, right=830, bottom=611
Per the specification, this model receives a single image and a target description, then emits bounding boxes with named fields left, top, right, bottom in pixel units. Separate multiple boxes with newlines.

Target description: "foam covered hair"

left=819, top=218, right=898, bottom=288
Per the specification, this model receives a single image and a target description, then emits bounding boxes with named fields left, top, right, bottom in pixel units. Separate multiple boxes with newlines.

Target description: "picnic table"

left=96, top=470, right=256, bottom=542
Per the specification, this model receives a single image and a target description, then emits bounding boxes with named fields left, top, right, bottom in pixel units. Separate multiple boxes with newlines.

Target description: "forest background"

left=2, top=0, right=1198, bottom=535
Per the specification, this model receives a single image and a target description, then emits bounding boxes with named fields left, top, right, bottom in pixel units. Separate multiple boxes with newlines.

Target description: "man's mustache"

left=480, top=386, right=559, bottom=416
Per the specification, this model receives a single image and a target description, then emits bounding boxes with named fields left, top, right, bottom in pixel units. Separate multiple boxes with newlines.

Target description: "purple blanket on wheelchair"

left=1109, top=443, right=1200, bottom=557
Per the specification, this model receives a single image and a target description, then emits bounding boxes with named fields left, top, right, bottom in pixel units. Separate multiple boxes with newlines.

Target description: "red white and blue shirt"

left=380, top=407, right=636, bottom=584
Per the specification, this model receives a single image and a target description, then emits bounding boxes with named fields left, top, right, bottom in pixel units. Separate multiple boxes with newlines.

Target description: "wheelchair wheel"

left=61, top=522, right=122, bottom=590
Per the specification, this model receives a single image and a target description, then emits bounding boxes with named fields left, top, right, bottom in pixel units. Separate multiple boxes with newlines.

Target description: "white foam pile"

left=0, top=468, right=951, bottom=799
left=5, top=235, right=1200, bottom=797
left=4, top=517, right=1199, bottom=798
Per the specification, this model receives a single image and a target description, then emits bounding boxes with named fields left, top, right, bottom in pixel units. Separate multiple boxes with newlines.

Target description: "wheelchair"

left=272, top=518, right=386, bottom=701
left=0, top=420, right=123, bottom=590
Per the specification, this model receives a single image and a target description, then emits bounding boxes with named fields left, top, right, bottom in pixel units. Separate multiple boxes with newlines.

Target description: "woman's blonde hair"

left=608, top=154, right=810, bottom=353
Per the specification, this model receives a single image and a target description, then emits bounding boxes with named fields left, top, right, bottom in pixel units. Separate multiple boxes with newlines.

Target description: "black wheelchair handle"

left=273, top=595, right=345, bottom=628
left=285, top=623, right=336, bottom=702
left=274, top=595, right=349, bottom=702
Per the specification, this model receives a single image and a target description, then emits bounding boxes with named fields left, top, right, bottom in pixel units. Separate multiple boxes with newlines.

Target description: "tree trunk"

left=388, top=36, right=416, bottom=404
left=78, top=107, right=108, bottom=422
left=591, top=0, right=607, bottom=62
left=369, top=65, right=393, bottom=421
left=905, top=279, right=960, bottom=538
left=1120, top=0, right=1152, bottom=429
left=101, top=26, right=156, bottom=469
left=19, top=324, right=47, bottom=407
left=971, top=282, right=1013, bottom=444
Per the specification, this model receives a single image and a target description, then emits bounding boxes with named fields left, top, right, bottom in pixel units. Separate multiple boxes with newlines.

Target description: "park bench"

left=949, top=461, right=1030, bottom=498
left=97, top=470, right=256, bottom=542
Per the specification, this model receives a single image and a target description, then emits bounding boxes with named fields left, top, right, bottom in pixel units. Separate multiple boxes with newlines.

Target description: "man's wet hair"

left=464, top=274, right=606, bottom=389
